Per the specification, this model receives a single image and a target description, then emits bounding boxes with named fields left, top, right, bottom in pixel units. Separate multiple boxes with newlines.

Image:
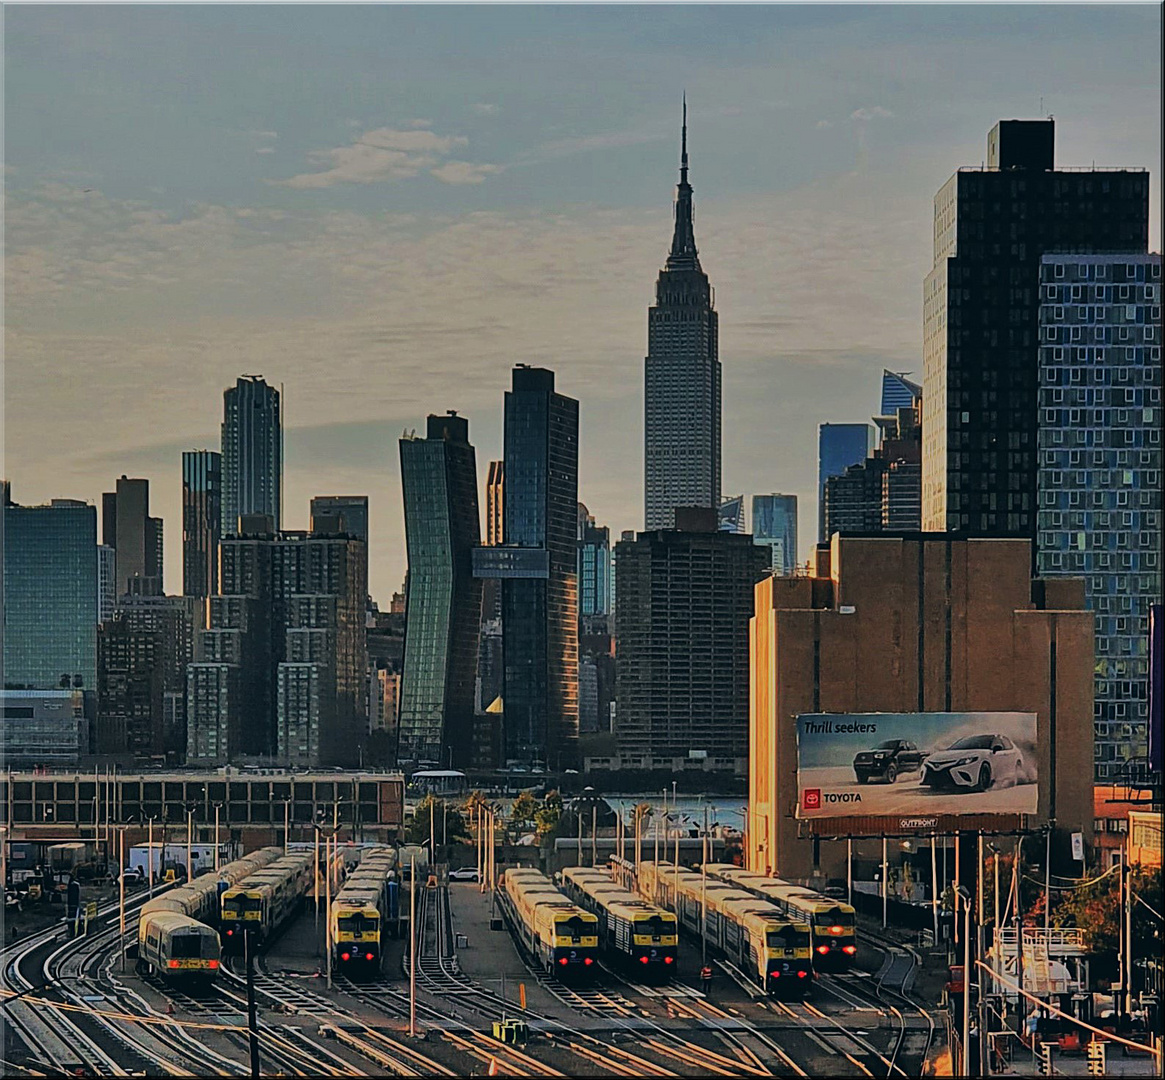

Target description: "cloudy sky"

left=6, top=4, right=1161, bottom=602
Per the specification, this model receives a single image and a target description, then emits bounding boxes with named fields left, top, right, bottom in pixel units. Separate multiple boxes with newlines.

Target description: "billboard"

left=796, top=712, right=1038, bottom=820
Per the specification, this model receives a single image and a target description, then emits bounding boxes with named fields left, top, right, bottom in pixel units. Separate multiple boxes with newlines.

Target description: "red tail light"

left=639, top=955, right=649, bottom=965
left=558, top=957, right=568, bottom=966
left=226, top=929, right=233, bottom=936
left=663, top=956, right=674, bottom=965
left=797, top=970, right=809, bottom=979
left=829, top=925, right=843, bottom=935
left=208, top=960, right=220, bottom=970
left=365, top=952, right=374, bottom=961
left=770, top=970, right=780, bottom=979
left=816, top=945, right=830, bottom=955
left=341, top=952, right=351, bottom=962
left=168, top=960, right=180, bottom=968
left=843, top=945, right=857, bottom=955
left=583, top=957, right=593, bottom=966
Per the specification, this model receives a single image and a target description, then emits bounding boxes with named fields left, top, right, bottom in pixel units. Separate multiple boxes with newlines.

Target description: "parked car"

left=921, top=734, right=1027, bottom=792
left=119, top=867, right=145, bottom=888
left=448, top=867, right=480, bottom=882
left=853, top=739, right=926, bottom=784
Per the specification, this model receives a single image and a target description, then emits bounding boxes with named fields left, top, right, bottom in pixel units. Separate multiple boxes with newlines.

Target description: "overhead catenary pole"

left=931, top=833, right=940, bottom=943
left=961, top=889, right=972, bottom=1078
left=214, top=805, right=221, bottom=872
left=847, top=838, right=854, bottom=909
left=148, top=817, right=155, bottom=891
left=186, top=809, right=193, bottom=882
left=591, top=805, right=597, bottom=868
left=882, top=836, right=888, bottom=929
left=410, top=855, right=417, bottom=1036
left=314, top=820, right=321, bottom=953
left=119, top=828, right=126, bottom=973
left=326, top=831, right=333, bottom=989
left=284, top=799, right=290, bottom=853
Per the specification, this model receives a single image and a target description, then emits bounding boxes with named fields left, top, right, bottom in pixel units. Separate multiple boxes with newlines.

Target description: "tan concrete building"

left=749, top=534, right=1094, bottom=881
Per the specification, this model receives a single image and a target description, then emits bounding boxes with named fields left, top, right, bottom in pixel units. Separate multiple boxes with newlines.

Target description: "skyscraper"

left=644, top=99, right=721, bottom=530
left=3, top=493, right=98, bottom=692
left=310, top=495, right=370, bottom=600
left=615, top=507, right=767, bottom=773
left=818, top=423, right=871, bottom=540
left=752, top=494, right=798, bottom=574
left=485, top=461, right=504, bottom=546
left=922, top=119, right=1149, bottom=536
left=718, top=496, right=745, bottom=534
left=398, top=413, right=483, bottom=767
left=1035, top=253, right=1162, bottom=779
left=182, top=450, right=222, bottom=603
left=221, top=375, right=282, bottom=537
left=577, top=505, right=612, bottom=618
left=97, top=544, right=116, bottom=624
left=474, top=366, right=579, bottom=768
left=103, top=475, right=164, bottom=598
left=880, top=370, right=922, bottom=416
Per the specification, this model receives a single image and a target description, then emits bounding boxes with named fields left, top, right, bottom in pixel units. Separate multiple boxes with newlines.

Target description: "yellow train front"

left=221, top=852, right=314, bottom=953
left=501, top=868, right=599, bottom=980
left=137, top=911, right=221, bottom=986
left=330, top=846, right=398, bottom=977
left=705, top=866, right=857, bottom=971
left=560, top=866, right=678, bottom=978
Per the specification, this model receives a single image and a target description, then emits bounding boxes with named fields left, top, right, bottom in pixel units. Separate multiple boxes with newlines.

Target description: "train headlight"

left=828, top=925, right=843, bottom=935
left=816, top=945, right=830, bottom=955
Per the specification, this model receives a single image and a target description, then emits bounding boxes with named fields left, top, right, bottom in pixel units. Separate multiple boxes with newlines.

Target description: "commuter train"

left=705, top=865, right=857, bottom=971
left=559, top=866, right=678, bottom=978
left=499, top=868, right=599, bottom=980
left=136, top=848, right=282, bottom=985
left=220, top=851, right=315, bottom=952
left=637, top=861, right=814, bottom=995
left=329, top=846, right=399, bottom=976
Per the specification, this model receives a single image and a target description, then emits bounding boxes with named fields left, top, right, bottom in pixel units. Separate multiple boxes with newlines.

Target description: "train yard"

left=1, top=850, right=939, bottom=1077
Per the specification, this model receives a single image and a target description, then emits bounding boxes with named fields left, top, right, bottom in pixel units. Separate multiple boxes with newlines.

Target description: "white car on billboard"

left=920, top=734, right=1029, bottom=792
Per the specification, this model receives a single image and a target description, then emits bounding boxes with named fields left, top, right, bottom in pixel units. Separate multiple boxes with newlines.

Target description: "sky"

left=5, top=4, right=1161, bottom=604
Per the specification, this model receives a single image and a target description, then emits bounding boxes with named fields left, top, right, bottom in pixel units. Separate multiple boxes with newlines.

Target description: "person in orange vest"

left=701, top=965, right=713, bottom=995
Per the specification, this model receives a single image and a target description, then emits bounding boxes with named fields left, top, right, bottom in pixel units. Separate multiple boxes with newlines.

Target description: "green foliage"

left=404, top=794, right=472, bottom=845
left=1051, top=864, right=1162, bottom=960
left=534, top=791, right=563, bottom=842
left=509, top=791, right=539, bottom=832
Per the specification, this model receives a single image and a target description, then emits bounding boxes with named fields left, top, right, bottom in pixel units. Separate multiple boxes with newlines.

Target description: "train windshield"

left=767, top=926, right=810, bottom=950
left=338, top=913, right=379, bottom=934
left=224, top=895, right=262, bottom=914
left=559, top=916, right=589, bottom=942
left=813, top=908, right=855, bottom=930
left=171, top=934, right=204, bottom=959
left=636, top=915, right=672, bottom=939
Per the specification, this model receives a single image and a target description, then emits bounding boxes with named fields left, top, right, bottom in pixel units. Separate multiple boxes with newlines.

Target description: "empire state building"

left=644, top=99, right=721, bottom=530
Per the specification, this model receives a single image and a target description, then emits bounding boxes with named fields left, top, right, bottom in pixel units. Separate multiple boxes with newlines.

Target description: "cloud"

left=471, top=103, right=500, bottom=116
left=271, top=126, right=469, bottom=188
left=430, top=161, right=505, bottom=185
left=815, top=119, right=833, bottom=130
left=850, top=106, right=894, bottom=122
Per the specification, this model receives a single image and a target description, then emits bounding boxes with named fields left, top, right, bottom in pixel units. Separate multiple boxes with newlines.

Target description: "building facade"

left=97, top=544, right=116, bottom=624
left=921, top=119, right=1150, bottom=536
left=578, top=505, right=612, bottom=618
left=719, top=496, right=745, bottom=534
left=182, top=450, right=222, bottom=605
left=880, top=370, right=922, bottom=415
left=398, top=413, right=483, bottom=767
left=103, top=476, right=164, bottom=599
left=1035, top=253, right=1162, bottom=779
left=310, top=495, right=370, bottom=600
left=817, top=423, right=871, bottom=541
left=221, top=375, right=282, bottom=537
left=485, top=460, right=504, bottom=547
left=474, top=366, right=579, bottom=768
left=752, top=494, right=798, bottom=575
left=749, top=535, right=1096, bottom=880
left=0, top=690, right=90, bottom=769
left=615, top=507, right=767, bottom=774
left=3, top=494, right=98, bottom=692
left=644, top=102, right=721, bottom=530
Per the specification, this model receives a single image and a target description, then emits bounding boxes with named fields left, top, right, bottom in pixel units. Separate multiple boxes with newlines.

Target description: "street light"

left=213, top=803, right=223, bottom=872
left=185, top=803, right=198, bottom=883
left=146, top=815, right=158, bottom=891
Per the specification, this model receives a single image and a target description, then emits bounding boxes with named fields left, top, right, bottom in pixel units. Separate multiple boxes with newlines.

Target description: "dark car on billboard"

left=852, top=739, right=926, bottom=784
left=920, top=734, right=1029, bottom=792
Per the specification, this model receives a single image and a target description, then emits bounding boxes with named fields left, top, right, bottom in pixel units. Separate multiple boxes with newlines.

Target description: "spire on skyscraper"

left=668, top=95, right=699, bottom=271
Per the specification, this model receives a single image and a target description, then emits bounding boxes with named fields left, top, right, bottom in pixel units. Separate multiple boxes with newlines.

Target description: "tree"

left=534, top=791, right=563, bottom=842
left=403, top=794, right=472, bottom=845
left=1051, top=864, right=1162, bottom=968
left=509, top=792, right=539, bottom=833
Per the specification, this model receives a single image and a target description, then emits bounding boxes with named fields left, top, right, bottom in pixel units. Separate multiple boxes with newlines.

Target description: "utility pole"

left=931, top=833, right=940, bottom=943
left=214, top=804, right=222, bottom=872
left=409, top=855, right=417, bottom=1037
left=119, top=827, right=126, bottom=973
left=245, top=928, right=261, bottom=1079
left=958, top=885, right=972, bottom=1077
left=882, top=836, right=888, bottom=929
left=1123, top=849, right=1133, bottom=1018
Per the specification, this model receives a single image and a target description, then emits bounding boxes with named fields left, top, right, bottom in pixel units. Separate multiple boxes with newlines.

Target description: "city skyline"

left=6, top=5, right=1161, bottom=604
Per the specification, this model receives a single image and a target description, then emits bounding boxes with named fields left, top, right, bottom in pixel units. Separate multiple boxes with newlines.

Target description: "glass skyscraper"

left=1035, top=253, right=1162, bottom=779
left=221, top=375, right=282, bottom=537
left=398, top=413, right=483, bottom=767
left=880, top=370, right=922, bottom=416
left=718, top=496, right=745, bottom=534
left=818, top=423, right=871, bottom=541
left=182, top=450, right=222, bottom=603
left=474, top=366, right=579, bottom=768
left=3, top=494, right=98, bottom=691
left=577, top=506, right=611, bottom=618
left=752, top=494, right=798, bottom=574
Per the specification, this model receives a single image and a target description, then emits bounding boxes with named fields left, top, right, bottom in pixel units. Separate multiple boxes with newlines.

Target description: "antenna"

left=1040, top=96, right=1044, bottom=118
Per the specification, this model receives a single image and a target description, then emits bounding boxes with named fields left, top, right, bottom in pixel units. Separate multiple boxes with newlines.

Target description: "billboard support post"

left=881, top=837, right=888, bottom=929
left=847, top=839, right=853, bottom=908
left=954, top=832, right=961, bottom=946
left=931, top=832, right=940, bottom=943
left=1043, top=823, right=1052, bottom=934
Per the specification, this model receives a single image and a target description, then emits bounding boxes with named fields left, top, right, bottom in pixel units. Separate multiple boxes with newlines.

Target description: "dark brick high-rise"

left=922, top=119, right=1149, bottom=537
